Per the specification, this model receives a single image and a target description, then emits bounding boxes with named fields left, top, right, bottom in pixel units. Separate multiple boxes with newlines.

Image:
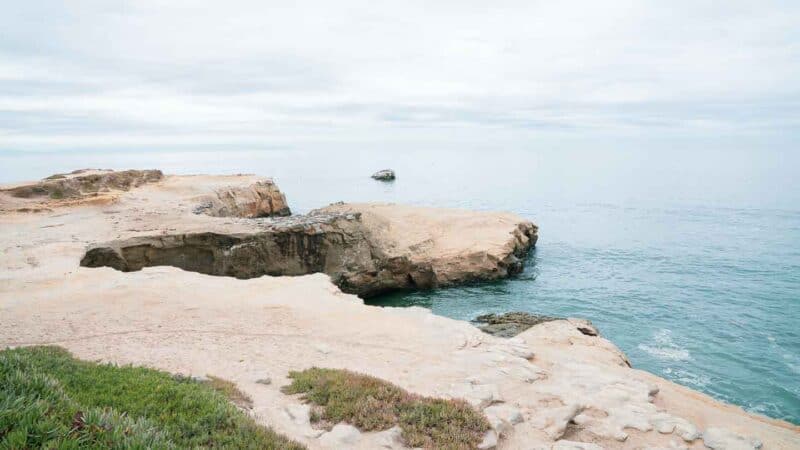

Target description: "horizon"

left=2, top=1, right=799, bottom=154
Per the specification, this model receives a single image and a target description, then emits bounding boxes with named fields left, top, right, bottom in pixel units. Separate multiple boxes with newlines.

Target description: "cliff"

left=0, top=171, right=796, bottom=450
left=73, top=179, right=536, bottom=297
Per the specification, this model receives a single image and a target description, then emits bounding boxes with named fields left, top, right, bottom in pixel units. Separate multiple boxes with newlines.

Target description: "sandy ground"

left=1, top=174, right=798, bottom=449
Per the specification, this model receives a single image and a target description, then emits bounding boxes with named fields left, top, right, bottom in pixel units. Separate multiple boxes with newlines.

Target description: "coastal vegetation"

left=283, top=367, right=490, bottom=449
left=0, top=346, right=303, bottom=449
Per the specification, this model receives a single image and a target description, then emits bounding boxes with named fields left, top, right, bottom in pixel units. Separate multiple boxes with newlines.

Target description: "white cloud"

left=1, top=0, right=798, bottom=151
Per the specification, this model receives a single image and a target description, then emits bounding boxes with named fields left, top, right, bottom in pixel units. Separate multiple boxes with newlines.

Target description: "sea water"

left=2, top=146, right=798, bottom=424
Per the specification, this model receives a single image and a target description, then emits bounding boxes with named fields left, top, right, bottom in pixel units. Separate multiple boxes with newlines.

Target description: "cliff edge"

left=0, top=171, right=796, bottom=450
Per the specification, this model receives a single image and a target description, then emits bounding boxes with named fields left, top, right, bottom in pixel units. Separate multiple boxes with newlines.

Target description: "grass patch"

left=0, top=346, right=304, bottom=449
left=283, top=367, right=490, bottom=449
left=204, top=375, right=254, bottom=410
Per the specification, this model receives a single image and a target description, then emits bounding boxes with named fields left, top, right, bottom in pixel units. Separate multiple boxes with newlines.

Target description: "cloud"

left=1, top=0, right=799, bottom=151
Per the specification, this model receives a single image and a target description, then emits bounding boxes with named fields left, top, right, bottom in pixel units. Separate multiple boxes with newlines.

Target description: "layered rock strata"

left=80, top=203, right=538, bottom=297
left=2, top=169, right=164, bottom=200
left=0, top=169, right=163, bottom=211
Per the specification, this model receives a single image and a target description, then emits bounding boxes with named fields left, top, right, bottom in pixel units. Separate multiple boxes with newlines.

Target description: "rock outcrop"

left=318, top=203, right=538, bottom=290
left=371, top=169, right=395, bottom=181
left=192, top=179, right=290, bottom=218
left=80, top=203, right=538, bottom=297
left=474, top=312, right=560, bottom=337
left=2, top=268, right=797, bottom=449
left=2, top=169, right=163, bottom=200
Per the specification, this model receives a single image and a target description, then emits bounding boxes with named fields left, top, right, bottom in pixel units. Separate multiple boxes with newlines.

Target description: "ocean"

left=2, top=146, right=798, bottom=424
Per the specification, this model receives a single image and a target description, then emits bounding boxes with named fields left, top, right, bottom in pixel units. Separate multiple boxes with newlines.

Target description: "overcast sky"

left=1, top=1, right=798, bottom=152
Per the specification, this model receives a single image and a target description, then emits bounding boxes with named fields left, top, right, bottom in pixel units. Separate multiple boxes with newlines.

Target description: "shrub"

left=283, top=367, right=489, bottom=449
left=0, top=346, right=304, bottom=449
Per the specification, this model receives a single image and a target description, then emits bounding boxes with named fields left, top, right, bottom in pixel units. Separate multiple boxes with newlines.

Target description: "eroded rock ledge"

left=2, top=169, right=163, bottom=200
left=80, top=205, right=538, bottom=297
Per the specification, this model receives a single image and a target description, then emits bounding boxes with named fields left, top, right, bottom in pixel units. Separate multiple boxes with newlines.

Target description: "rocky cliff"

left=80, top=203, right=537, bottom=297
left=2, top=171, right=795, bottom=450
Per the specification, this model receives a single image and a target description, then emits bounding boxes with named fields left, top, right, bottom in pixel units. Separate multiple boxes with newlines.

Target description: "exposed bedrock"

left=474, top=312, right=560, bottom=337
left=192, top=179, right=291, bottom=218
left=80, top=205, right=538, bottom=297
left=2, top=169, right=163, bottom=200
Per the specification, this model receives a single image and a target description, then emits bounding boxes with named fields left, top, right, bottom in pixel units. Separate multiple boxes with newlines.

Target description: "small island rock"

left=371, top=169, right=396, bottom=181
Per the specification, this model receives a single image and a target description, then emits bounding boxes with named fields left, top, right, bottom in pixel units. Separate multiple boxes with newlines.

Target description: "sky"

left=1, top=0, right=799, bottom=153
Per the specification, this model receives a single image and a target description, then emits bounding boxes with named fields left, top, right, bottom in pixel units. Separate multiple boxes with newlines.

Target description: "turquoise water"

left=2, top=147, right=799, bottom=424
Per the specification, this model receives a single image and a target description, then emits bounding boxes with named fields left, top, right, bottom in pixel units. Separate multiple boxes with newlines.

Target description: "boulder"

left=703, top=428, right=762, bottom=450
left=192, top=179, right=290, bottom=218
left=552, top=441, right=604, bottom=450
left=478, top=430, right=498, bottom=449
left=484, top=403, right=524, bottom=435
left=375, top=426, right=404, bottom=448
left=283, top=403, right=311, bottom=426
left=319, top=423, right=361, bottom=448
left=371, top=169, right=396, bottom=181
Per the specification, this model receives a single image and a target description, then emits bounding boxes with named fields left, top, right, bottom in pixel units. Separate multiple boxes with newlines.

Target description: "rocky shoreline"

left=67, top=176, right=537, bottom=297
left=1, top=170, right=797, bottom=449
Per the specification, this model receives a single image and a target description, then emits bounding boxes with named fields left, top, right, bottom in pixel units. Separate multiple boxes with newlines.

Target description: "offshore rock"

left=371, top=169, right=396, bottom=181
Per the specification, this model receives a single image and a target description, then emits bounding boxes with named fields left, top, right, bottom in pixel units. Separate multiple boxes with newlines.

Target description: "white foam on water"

left=637, top=329, right=691, bottom=361
left=672, top=368, right=712, bottom=389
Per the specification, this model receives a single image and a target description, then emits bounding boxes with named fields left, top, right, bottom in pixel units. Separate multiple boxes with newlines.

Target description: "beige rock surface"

left=193, top=179, right=291, bottom=218
left=0, top=168, right=164, bottom=212
left=318, top=202, right=538, bottom=288
left=69, top=185, right=537, bottom=297
left=1, top=173, right=798, bottom=450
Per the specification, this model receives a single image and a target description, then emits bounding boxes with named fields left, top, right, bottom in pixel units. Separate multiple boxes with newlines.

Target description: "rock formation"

left=2, top=169, right=163, bottom=199
left=371, top=169, right=396, bottom=181
left=192, top=179, right=290, bottom=218
left=474, top=312, right=560, bottom=338
left=1, top=170, right=797, bottom=450
left=80, top=203, right=537, bottom=298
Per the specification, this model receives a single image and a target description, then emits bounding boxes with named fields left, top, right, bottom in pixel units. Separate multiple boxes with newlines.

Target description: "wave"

left=637, top=329, right=691, bottom=361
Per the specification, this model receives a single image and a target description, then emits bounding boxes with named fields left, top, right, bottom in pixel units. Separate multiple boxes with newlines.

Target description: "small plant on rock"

left=283, top=367, right=490, bottom=450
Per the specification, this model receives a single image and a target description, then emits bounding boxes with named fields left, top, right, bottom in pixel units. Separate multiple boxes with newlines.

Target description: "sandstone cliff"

left=80, top=202, right=537, bottom=297
left=1, top=171, right=796, bottom=450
